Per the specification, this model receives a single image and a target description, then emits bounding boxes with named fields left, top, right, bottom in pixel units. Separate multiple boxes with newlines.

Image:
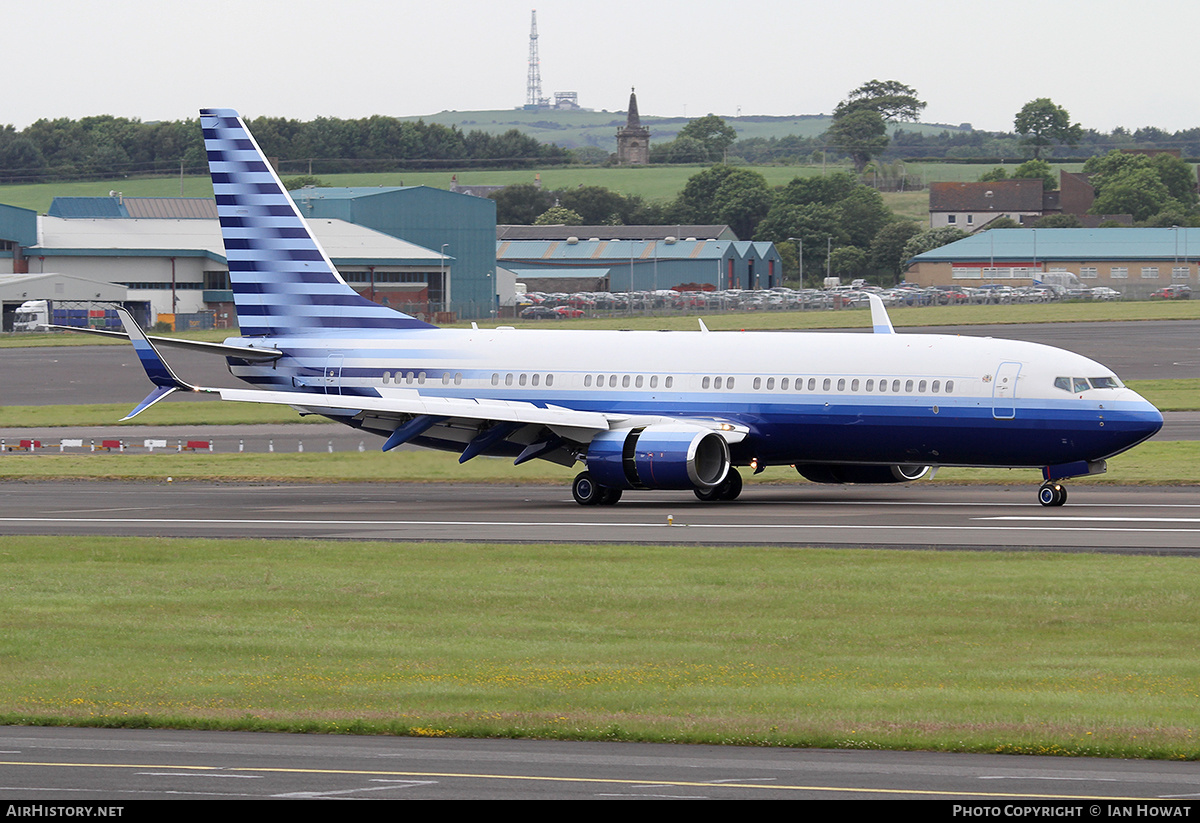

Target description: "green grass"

left=0, top=440, right=1193, bottom=485
left=0, top=161, right=1081, bottom=215
left=0, top=401, right=325, bottom=428
left=1, top=535, right=1198, bottom=757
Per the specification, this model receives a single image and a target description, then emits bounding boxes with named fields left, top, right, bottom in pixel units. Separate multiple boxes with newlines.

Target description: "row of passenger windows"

left=492, top=373, right=556, bottom=387
left=710, top=375, right=957, bottom=394
left=383, top=370, right=954, bottom=395
left=583, top=374, right=674, bottom=389
left=384, top=371, right=463, bottom=385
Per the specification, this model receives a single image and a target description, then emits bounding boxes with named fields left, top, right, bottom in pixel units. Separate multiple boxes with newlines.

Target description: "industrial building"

left=905, top=227, right=1200, bottom=298
left=497, top=236, right=783, bottom=293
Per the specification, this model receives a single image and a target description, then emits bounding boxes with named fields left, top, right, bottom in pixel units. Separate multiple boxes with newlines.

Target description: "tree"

left=978, top=167, right=1009, bottom=182
left=1014, top=98, right=1082, bottom=159
left=676, top=114, right=738, bottom=163
left=868, top=220, right=920, bottom=281
left=900, top=227, right=969, bottom=274
left=834, top=80, right=926, bottom=123
left=489, top=183, right=555, bottom=224
left=1011, top=159, right=1058, bottom=191
left=534, top=206, right=583, bottom=225
left=823, top=108, right=889, bottom=173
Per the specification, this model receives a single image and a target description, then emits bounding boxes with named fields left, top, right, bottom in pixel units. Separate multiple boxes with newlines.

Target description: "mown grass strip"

left=0, top=440, right=1194, bottom=485
left=1, top=535, right=1197, bottom=757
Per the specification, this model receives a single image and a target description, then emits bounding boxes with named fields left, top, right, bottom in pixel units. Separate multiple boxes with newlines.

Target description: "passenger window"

left=702, top=376, right=711, bottom=389
left=584, top=375, right=592, bottom=387
left=665, top=376, right=673, bottom=388
left=905, top=380, right=913, bottom=392
left=837, top=378, right=845, bottom=391
left=808, top=378, right=816, bottom=391
left=505, top=373, right=513, bottom=386
left=455, top=373, right=462, bottom=385
left=781, top=378, right=789, bottom=390
left=546, top=374, right=553, bottom=387
left=892, top=380, right=901, bottom=392
left=714, top=376, right=723, bottom=390
left=753, top=377, right=762, bottom=390
left=491, top=373, right=499, bottom=386
left=931, top=380, right=940, bottom=393
left=851, top=379, right=859, bottom=391
left=519, top=374, right=527, bottom=386
left=946, top=380, right=955, bottom=393
left=609, top=375, right=618, bottom=388
left=650, top=376, right=658, bottom=388
left=866, top=379, right=874, bottom=392
left=766, top=377, right=775, bottom=390
left=531, top=374, right=539, bottom=386
left=823, top=378, right=832, bottom=391
left=635, top=375, right=643, bottom=388
left=727, top=377, right=735, bottom=389
left=622, top=375, right=630, bottom=388
left=918, top=380, right=927, bottom=393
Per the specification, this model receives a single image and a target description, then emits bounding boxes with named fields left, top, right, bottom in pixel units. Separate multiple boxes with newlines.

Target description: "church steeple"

left=616, top=87, right=650, bottom=165
left=626, top=88, right=641, bottom=128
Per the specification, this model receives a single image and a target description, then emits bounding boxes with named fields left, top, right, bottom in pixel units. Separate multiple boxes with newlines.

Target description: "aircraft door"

left=324, top=354, right=344, bottom=395
left=991, top=361, right=1021, bottom=419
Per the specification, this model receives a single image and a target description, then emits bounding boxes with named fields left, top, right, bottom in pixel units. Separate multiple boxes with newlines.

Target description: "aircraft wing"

left=114, top=309, right=749, bottom=461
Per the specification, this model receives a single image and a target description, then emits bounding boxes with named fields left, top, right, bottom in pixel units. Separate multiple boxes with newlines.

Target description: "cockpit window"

left=1054, top=377, right=1071, bottom=392
left=1072, top=378, right=1091, bottom=393
left=1089, top=376, right=1121, bottom=389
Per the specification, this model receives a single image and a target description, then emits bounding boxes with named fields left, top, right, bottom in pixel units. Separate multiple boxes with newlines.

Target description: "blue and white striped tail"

left=201, top=108, right=434, bottom=337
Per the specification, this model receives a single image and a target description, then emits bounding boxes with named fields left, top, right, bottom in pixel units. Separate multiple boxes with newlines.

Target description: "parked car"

left=519, top=305, right=559, bottom=320
left=1152, top=285, right=1191, bottom=299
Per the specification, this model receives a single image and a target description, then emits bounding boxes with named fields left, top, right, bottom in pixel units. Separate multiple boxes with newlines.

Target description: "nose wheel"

left=1038, top=482, right=1067, bottom=507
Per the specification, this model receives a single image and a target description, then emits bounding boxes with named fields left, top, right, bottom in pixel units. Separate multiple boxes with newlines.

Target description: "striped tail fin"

left=200, top=108, right=434, bottom=337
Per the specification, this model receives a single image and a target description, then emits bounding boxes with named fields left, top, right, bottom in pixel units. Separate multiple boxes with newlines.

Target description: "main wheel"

left=717, top=468, right=743, bottom=501
left=597, top=486, right=623, bottom=506
left=1038, top=482, right=1067, bottom=507
left=572, top=471, right=601, bottom=506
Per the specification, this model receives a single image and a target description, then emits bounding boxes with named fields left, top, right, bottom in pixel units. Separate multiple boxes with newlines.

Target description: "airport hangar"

left=495, top=224, right=783, bottom=293
left=905, top=227, right=1200, bottom=299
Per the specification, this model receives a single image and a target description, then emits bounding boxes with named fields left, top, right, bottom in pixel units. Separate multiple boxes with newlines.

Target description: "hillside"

left=398, top=108, right=969, bottom=151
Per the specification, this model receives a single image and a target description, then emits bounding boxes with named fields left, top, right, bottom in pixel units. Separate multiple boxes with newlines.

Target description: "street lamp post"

left=787, top=236, right=802, bottom=287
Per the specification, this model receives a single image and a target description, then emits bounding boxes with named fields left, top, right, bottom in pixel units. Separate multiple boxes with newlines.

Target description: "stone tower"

left=616, top=88, right=651, bottom=165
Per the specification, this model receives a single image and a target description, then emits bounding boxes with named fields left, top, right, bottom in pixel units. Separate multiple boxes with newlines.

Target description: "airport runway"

left=1, top=480, right=1197, bottom=553
left=3, top=726, right=1199, bottom=801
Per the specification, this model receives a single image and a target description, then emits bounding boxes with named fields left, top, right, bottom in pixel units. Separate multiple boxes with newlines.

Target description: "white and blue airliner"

left=110, top=109, right=1162, bottom=507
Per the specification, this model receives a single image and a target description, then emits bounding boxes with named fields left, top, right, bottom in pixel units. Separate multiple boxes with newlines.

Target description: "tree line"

left=0, top=114, right=571, bottom=183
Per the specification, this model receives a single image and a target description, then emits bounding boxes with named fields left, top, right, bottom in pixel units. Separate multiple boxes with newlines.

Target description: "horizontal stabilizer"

left=45, top=324, right=282, bottom=361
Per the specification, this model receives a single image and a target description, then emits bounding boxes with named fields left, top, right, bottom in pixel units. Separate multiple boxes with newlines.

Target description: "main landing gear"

left=570, top=467, right=745, bottom=506
left=1038, top=482, right=1068, bottom=507
left=572, top=471, right=622, bottom=506
left=694, top=467, right=743, bottom=502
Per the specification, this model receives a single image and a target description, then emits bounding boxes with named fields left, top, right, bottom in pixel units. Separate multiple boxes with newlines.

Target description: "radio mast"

left=526, top=10, right=544, bottom=109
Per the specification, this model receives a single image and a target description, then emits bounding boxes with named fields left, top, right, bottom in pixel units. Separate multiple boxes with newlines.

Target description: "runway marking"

left=1, top=517, right=1198, bottom=534
left=979, top=516, right=1200, bottom=523
left=0, top=759, right=1162, bottom=800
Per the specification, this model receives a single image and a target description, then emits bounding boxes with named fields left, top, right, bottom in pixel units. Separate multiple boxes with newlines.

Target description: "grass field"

left=2, top=535, right=1198, bottom=757
left=0, top=160, right=1086, bottom=215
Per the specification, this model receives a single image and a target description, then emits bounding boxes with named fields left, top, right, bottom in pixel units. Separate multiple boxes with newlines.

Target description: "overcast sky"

left=6, top=0, right=1198, bottom=135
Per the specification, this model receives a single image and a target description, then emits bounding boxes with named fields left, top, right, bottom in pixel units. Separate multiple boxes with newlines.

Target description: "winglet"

left=866, top=293, right=895, bottom=335
left=116, top=308, right=203, bottom=420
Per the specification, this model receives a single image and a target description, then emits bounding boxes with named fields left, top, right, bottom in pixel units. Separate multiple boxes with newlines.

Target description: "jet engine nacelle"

left=797, top=464, right=930, bottom=484
left=586, top=424, right=731, bottom=490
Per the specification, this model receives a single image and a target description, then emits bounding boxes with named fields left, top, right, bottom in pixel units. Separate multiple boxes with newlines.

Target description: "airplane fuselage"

left=222, top=326, right=1162, bottom=471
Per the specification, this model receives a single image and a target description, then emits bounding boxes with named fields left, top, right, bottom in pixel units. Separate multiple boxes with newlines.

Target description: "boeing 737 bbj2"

left=106, top=108, right=1162, bottom=507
